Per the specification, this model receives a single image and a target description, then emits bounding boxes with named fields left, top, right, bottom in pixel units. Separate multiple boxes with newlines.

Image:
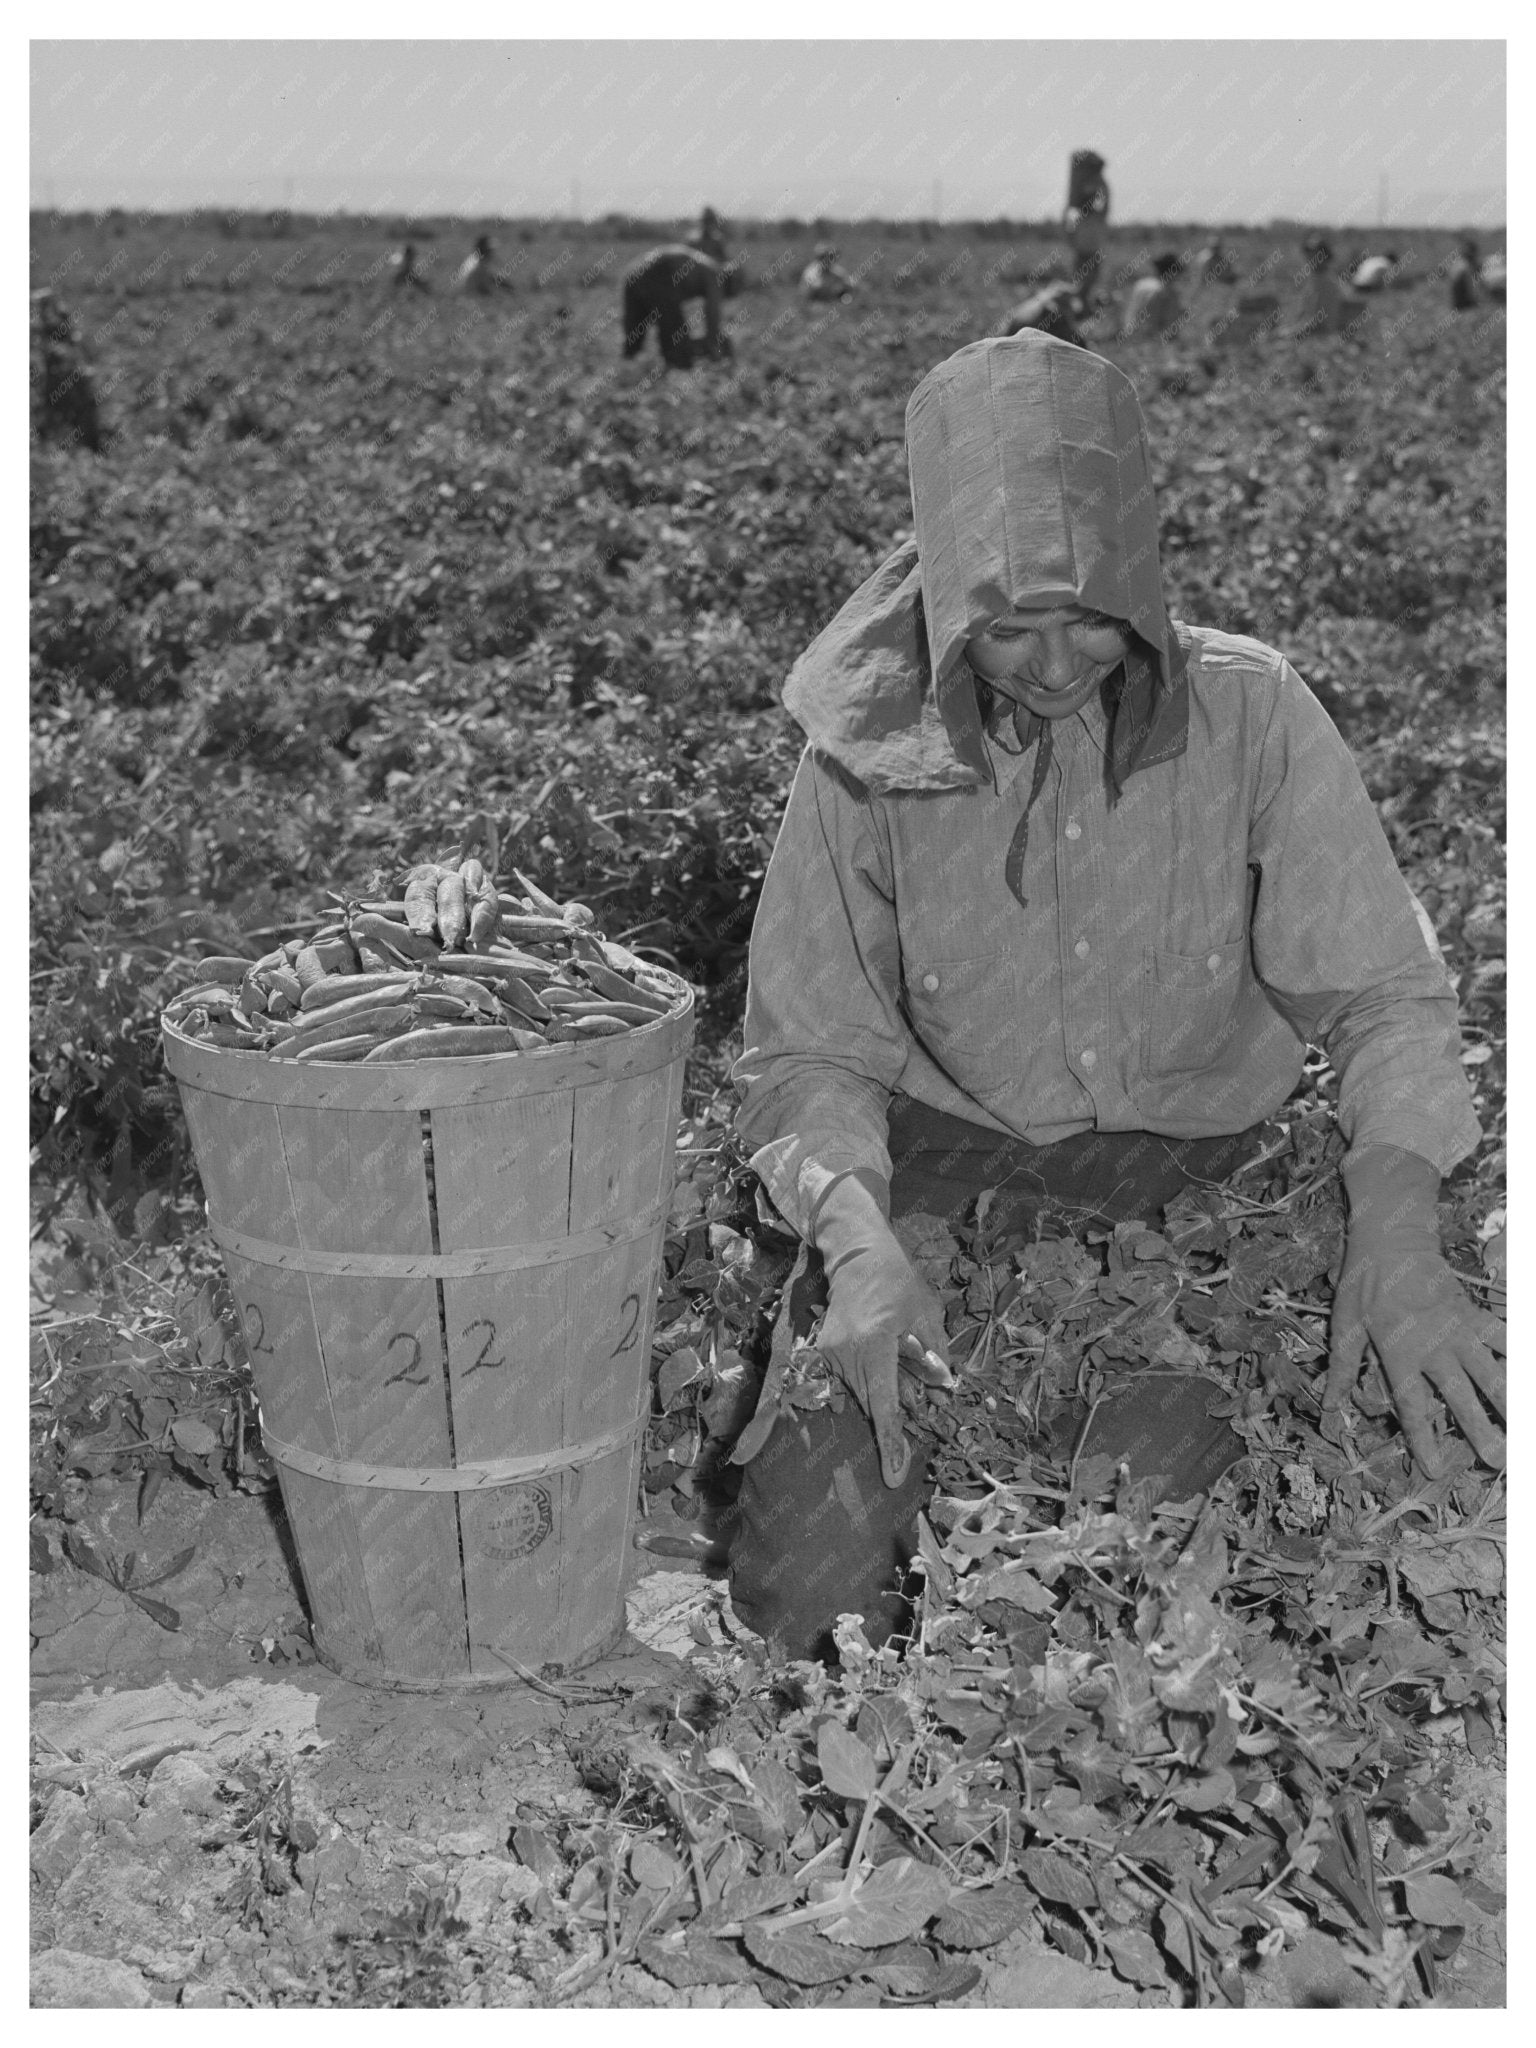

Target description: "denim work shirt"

left=733, top=627, right=1480, bottom=1241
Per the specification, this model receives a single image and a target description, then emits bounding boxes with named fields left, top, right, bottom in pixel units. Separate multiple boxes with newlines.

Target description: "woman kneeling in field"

left=728, top=330, right=1504, bottom=1661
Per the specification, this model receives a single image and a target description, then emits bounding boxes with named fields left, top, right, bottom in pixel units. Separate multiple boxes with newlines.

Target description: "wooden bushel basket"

left=162, top=975, right=694, bottom=1690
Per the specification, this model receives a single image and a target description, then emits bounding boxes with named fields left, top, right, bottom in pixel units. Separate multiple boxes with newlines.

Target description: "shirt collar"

left=979, top=677, right=1113, bottom=794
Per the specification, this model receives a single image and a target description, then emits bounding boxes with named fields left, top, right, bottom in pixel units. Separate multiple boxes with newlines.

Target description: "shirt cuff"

left=747, top=1132, right=893, bottom=1241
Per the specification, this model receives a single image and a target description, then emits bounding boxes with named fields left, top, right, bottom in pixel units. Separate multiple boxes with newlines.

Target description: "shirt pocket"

left=902, top=954, right=1019, bottom=1098
left=1142, top=940, right=1249, bottom=1079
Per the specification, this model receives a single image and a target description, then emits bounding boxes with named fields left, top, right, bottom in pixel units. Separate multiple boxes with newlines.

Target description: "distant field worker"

left=801, top=243, right=856, bottom=303
left=997, top=279, right=1084, bottom=348
left=1063, top=148, right=1110, bottom=306
left=30, top=289, right=103, bottom=452
left=1448, top=235, right=1482, bottom=311
left=1120, top=252, right=1184, bottom=340
left=621, top=245, right=733, bottom=369
left=455, top=234, right=506, bottom=296
left=1297, top=234, right=1356, bottom=337
left=1350, top=250, right=1398, bottom=294
left=1479, top=249, right=1506, bottom=303
left=389, top=241, right=431, bottom=293
left=687, top=208, right=745, bottom=296
left=690, top=206, right=729, bottom=265
left=1189, top=235, right=1238, bottom=288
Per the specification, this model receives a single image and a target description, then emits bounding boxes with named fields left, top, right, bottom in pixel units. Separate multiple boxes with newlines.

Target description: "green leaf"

left=630, top=1838, right=683, bottom=1892
left=882, top=1960, right=984, bottom=2005
left=170, top=1413, right=221, bottom=1458
left=743, top=1923, right=867, bottom=1985
left=822, top=1857, right=951, bottom=1947
left=728, top=1362, right=787, bottom=1466
left=856, top=1694, right=914, bottom=1764
left=656, top=1346, right=703, bottom=1410
left=1171, top=1768, right=1238, bottom=1814
left=127, top=1591, right=182, bottom=1631
left=1403, top=1873, right=1470, bottom=1927
left=62, top=1529, right=112, bottom=1583
left=817, top=1720, right=880, bottom=1801
left=139, top=1544, right=197, bottom=1587
left=638, top=1935, right=758, bottom=1989
left=1018, top=1849, right=1098, bottom=1913
left=1105, top=1925, right=1171, bottom=1989
left=967, top=1562, right=1055, bottom=1613
left=932, top=1881, right=1035, bottom=1951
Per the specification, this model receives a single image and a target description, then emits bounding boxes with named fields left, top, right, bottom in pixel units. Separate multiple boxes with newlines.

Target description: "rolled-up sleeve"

left=1247, top=661, right=1481, bottom=1175
left=732, top=747, right=911, bottom=1236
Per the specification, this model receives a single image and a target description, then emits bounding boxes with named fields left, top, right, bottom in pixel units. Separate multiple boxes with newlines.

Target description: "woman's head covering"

left=904, top=331, right=1181, bottom=717
left=783, top=330, right=1188, bottom=804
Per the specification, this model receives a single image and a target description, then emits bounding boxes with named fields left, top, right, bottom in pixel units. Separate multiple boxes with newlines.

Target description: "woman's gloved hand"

left=811, top=1170, right=951, bottom=1489
left=1325, top=1145, right=1506, bottom=1475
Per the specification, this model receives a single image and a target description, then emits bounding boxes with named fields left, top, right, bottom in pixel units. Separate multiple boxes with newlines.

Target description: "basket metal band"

left=258, top=1412, right=647, bottom=1491
left=209, top=1202, right=665, bottom=1278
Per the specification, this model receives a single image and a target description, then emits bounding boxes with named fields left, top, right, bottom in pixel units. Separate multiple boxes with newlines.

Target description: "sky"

left=29, top=37, right=1507, bottom=227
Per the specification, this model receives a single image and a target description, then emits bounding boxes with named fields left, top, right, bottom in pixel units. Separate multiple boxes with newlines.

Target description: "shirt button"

left=921, top=972, right=940, bottom=993
left=1080, top=1048, right=1097, bottom=1069
left=1065, top=820, right=1082, bottom=841
left=1074, top=938, right=1090, bottom=960
left=1207, top=952, right=1223, bottom=972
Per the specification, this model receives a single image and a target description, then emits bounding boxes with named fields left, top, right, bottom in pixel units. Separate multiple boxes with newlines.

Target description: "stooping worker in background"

left=1297, top=233, right=1364, bottom=338
left=455, top=234, right=505, bottom=295
left=1448, top=235, right=1484, bottom=311
left=1189, top=234, right=1238, bottom=289
left=728, top=329, right=1504, bottom=1662
left=1063, top=148, right=1110, bottom=308
left=801, top=242, right=857, bottom=303
left=389, top=241, right=431, bottom=293
left=1120, top=251, right=1185, bottom=340
left=689, top=205, right=729, bottom=266
left=995, top=277, right=1084, bottom=346
left=1350, top=249, right=1399, bottom=294
left=621, top=245, right=733, bottom=369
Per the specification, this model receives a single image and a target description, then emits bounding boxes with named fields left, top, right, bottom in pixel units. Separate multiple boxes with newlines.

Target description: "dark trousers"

left=622, top=282, right=694, bottom=367
left=725, top=1099, right=1261, bottom=1663
left=881, top=1100, right=1259, bottom=1239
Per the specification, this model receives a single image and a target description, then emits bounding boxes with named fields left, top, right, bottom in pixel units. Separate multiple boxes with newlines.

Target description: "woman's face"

left=965, top=602, right=1133, bottom=720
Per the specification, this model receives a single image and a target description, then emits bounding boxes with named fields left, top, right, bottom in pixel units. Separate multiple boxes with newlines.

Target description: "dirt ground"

left=29, top=1462, right=1506, bottom=2011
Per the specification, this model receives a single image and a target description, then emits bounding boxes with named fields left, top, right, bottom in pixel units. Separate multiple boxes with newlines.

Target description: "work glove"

left=1325, top=1145, right=1506, bottom=1475
left=811, top=1169, right=951, bottom=1490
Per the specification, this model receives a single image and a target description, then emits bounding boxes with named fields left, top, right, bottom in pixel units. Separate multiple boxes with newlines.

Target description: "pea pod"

left=414, top=990, right=479, bottom=1021
left=427, top=971, right=500, bottom=1015
left=508, top=869, right=565, bottom=917
left=266, top=965, right=304, bottom=1007
left=350, top=910, right=441, bottom=965
left=403, top=865, right=446, bottom=937
left=203, top=1021, right=268, bottom=1049
left=474, top=945, right=562, bottom=982
left=285, top=989, right=420, bottom=1044
left=362, top=1024, right=523, bottom=1062
left=277, top=1003, right=415, bottom=1055
left=194, top=955, right=256, bottom=984
left=299, top=969, right=417, bottom=1012
left=293, top=1032, right=393, bottom=1063
left=497, top=912, right=578, bottom=943
left=438, top=956, right=552, bottom=1020
left=293, top=944, right=329, bottom=990
left=553, top=997, right=663, bottom=1028
left=435, top=869, right=469, bottom=950
left=546, top=1014, right=628, bottom=1040
left=573, top=955, right=671, bottom=1012
left=467, top=874, right=500, bottom=947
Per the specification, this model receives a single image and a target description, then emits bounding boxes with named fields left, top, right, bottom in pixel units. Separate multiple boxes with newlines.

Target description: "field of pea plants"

left=30, top=211, right=1504, bottom=2011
